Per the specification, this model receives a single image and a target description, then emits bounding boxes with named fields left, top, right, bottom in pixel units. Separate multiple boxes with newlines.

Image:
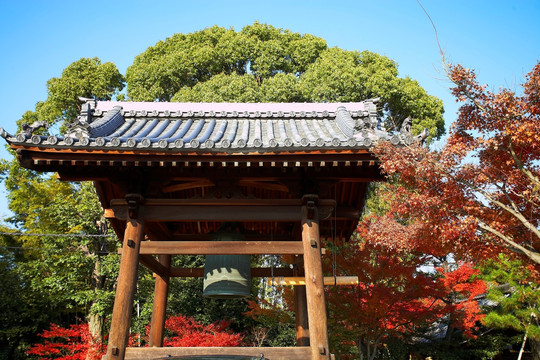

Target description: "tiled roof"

left=1, top=99, right=416, bottom=152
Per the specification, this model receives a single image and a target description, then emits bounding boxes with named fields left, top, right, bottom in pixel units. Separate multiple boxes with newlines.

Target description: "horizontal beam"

left=268, top=276, right=359, bottom=286
left=169, top=233, right=293, bottom=241
left=107, top=198, right=336, bottom=222
left=119, top=241, right=304, bottom=255
left=19, top=147, right=375, bottom=164
left=122, top=346, right=312, bottom=360
left=168, top=267, right=300, bottom=278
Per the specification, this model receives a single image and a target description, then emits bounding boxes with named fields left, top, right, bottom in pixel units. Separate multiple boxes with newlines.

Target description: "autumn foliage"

left=363, top=61, right=540, bottom=266
left=27, top=323, right=103, bottom=360
left=28, top=315, right=243, bottom=359
left=161, top=314, right=244, bottom=347
left=326, top=239, right=486, bottom=359
left=437, top=263, right=487, bottom=337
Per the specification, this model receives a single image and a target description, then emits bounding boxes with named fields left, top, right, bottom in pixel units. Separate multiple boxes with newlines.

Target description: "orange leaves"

left=368, top=63, right=540, bottom=263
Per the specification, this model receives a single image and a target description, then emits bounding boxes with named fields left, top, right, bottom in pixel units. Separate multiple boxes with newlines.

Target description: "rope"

left=0, top=232, right=116, bottom=238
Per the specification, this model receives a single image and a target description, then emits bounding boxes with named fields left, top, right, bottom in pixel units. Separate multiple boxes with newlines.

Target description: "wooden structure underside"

left=17, top=146, right=381, bottom=244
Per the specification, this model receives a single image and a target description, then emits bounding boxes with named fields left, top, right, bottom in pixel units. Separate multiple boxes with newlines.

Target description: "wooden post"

left=294, top=254, right=309, bottom=346
left=301, top=196, right=330, bottom=359
left=105, top=217, right=145, bottom=360
left=295, top=285, right=309, bottom=346
left=149, top=254, right=171, bottom=347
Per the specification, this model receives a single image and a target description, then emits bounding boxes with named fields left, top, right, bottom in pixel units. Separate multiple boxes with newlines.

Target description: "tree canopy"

left=364, top=61, right=540, bottom=266
left=30, top=57, right=124, bottom=131
left=126, top=23, right=445, bottom=140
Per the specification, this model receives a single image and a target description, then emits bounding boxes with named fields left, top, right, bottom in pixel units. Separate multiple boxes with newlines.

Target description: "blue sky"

left=0, top=0, right=539, bottom=221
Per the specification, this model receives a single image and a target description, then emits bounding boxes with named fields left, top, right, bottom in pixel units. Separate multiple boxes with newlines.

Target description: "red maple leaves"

left=27, top=323, right=103, bottom=360
left=365, top=61, right=540, bottom=266
left=28, top=315, right=244, bottom=359
left=326, top=240, right=486, bottom=358
left=162, top=315, right=244, bottom=347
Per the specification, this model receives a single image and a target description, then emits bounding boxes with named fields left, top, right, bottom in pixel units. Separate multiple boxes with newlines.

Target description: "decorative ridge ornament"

left=64, top=99, right=96, bottom=139
left=21, top=121, right=49, bottom=136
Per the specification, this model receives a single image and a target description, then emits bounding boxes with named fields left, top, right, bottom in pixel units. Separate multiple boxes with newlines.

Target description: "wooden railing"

left=106, top=346, right=314, bottom=360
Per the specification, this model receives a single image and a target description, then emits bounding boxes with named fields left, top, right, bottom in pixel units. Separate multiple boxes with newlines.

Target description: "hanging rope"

left=0, top=231, right=116, bottom=238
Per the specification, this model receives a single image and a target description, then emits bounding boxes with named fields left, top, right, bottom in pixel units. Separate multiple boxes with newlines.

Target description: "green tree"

left=127, top=22, right=444, bottom=140
left=480, top=255, right=540, bottom=359
left=0, top=229, right=51, bottom=360
left=1, top=56, right=124, bottom=349
left=34, top=57, right=124, bottom=130
left=0, top=170, right=119, bottom=345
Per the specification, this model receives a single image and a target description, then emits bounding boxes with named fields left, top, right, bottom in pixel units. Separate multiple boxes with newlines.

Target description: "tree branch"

left=478, top=221, right=540, bottom=265
left=508, top=139, right=540, bottom=188
left=466, top=180, right=540, bottom=243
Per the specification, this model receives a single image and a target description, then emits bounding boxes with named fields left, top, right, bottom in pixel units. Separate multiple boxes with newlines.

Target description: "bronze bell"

left=203, top=225, right=251, bottom=299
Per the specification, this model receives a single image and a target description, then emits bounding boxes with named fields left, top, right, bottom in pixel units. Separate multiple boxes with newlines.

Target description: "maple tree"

left=27, top=314, right=244, bottom=360
left=324, top=238, right=486, bottom=360
left=362, top=61, right=540, bottom=266
left=27, top=323, right=103, bottom=360
left=159, top=314, right=244, bottom=347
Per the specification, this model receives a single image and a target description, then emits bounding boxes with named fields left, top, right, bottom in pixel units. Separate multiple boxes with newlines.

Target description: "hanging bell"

left=203, top=226, right=251, bottom=299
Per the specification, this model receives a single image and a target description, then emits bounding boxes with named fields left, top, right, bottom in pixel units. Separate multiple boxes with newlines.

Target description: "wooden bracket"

left=302, top=194, right=319, bottom=221
left=125, top=193, right=144, bottom=219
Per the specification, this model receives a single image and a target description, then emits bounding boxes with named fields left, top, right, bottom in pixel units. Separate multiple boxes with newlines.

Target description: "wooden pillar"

left=295, top=285, right=309, bottom=346
left=301, top=196, right=330, bottom=359
left=148, top=254, right=172, bottom=347
left=105, top=217, right=145, bottom=360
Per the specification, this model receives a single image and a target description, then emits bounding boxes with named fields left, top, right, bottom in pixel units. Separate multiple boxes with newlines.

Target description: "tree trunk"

left=87, top=312, right=104, bottom=356
left=86, top=257, right=106, bottom=359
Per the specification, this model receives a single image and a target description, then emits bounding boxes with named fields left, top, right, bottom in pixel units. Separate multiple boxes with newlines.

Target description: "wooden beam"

left=295, top=285, right=310, bottom=346
left=17, top=147, right=375, bottom=164
left=269, top=276, right=359, bottom=286
left=122, top=346, right=312, bottom=360
left=113, top=198, right=336, bottom=207
left=167, top=267, right=300, bottom=278
left=108, top=198, right=336, bottom=222
left=170, top=232, right=292, bottom=241
left=119, top=241, right=304, bottom=255
left=238, top=179, right=289, bottom=192
left=138, top=255, right=167, bottom=278
left=162, top=179, right=214, bottom=193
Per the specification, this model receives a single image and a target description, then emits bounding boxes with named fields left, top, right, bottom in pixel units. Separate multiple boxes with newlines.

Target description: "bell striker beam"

left=148, top=254, right=172, bottom=347
left=106, top=195, right=145, bottom=360
left=301, top=196, right=330, bottom=360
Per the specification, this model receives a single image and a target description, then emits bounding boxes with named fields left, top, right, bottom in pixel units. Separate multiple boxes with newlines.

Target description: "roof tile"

left=2, top=100, right=423, bottom=152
